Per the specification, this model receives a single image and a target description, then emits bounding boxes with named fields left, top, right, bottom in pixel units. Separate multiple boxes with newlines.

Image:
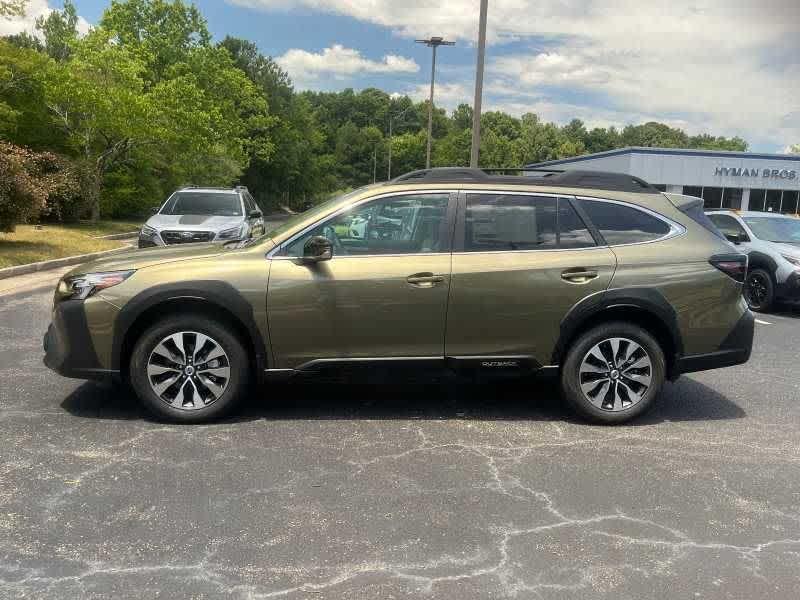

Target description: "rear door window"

left=578, top=200, right=671, bottom=245
left=463, top=194, right=595, bottom=251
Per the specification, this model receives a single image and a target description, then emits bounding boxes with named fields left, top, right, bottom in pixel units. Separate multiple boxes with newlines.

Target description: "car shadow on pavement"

left=770, top=305, right=800, bottom=319
left=60, top=374, right=745, bottom=425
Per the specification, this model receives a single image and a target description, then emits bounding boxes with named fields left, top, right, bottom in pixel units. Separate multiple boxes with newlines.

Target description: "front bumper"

left=43, top=300, right=118, bottom=380
left=776, top=271, right=800, bottom=303
left=675, top=309, right=754, bottom=375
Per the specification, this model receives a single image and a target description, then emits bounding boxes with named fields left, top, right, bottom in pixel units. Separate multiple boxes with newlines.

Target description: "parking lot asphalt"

left=1, top=280, right=799, bottom=599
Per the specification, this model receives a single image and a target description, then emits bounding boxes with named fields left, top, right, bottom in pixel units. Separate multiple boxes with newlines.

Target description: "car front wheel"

left=561, top=322, right=665, bottom=424
left=129, top=315, right=250, bottom=423
left=744, top=268, right=774, bottom=312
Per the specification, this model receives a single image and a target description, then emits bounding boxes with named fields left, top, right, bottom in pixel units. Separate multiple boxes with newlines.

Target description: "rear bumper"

left=43, top=300, right=119, bottom=381
left=675, top=309, right=754, bottom=375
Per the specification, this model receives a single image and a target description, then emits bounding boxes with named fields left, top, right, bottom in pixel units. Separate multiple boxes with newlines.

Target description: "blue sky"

left=5, top=1, right=799, bottom=152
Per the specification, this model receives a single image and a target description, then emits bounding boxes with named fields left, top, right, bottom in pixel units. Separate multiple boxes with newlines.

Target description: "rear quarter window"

left=578, top=200, right=671, bottom=245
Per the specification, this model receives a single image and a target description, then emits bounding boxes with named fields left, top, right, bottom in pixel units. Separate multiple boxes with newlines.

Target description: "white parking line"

left=755, top=319, right=772, bottom=325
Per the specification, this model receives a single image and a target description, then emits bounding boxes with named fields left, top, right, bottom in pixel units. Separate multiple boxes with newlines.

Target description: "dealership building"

left=526, top=147, right=800, bottom=213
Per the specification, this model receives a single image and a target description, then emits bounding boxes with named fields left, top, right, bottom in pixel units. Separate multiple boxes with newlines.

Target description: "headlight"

left=217, top=225, right=245, bottom=240
left=140, top=224, right=157, bottom=238
left=782, top=254, right=800, bottom=267
left=57, top=270, right=135, bottom=301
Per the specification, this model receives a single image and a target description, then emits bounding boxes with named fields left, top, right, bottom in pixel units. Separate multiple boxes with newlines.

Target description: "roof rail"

left=391, top=168, right=491, bottom=183
left=389, top=167, right=659, bottom=194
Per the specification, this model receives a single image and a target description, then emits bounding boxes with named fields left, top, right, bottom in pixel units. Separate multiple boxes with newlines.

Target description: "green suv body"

left=44, top=168, right=754, bottom=423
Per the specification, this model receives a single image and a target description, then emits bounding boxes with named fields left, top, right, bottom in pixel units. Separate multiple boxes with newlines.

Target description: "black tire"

left=744, top=268, right=774, bottom=313
left=129, top=314, right=250, bottom=423
left=560, top=322, right=665, bottom=424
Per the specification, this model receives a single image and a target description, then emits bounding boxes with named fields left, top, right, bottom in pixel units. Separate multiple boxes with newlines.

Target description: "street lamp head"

left=415, top=37, right=456, bottom=47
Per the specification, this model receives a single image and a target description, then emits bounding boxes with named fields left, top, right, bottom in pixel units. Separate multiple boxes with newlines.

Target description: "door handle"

left=407, top=272, right=445, bottom=287
left=561, top=269, right=598, bottom=283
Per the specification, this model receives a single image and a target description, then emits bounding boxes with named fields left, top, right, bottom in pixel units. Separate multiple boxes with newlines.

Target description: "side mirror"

left=249, top=209, right=262, bottom=219
left=150, top=206, right=160, bottom=214
left=302, top=236, right=333, bottom=263
left=725, top=232, right=745, bottom=244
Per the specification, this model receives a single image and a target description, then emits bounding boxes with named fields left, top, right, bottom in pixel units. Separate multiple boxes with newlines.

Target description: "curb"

left=92, top=231, right=139, bottom=240
left=0, top=244, right=133, bottom=281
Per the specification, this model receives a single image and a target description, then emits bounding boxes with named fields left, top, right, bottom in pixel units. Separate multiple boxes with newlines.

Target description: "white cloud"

left=0, top=0, right=90, bottom=38
left=405, top=81, right=472, bottom=111
left=275, top=44, right=418, bottom=86
left=230, top=0, right=800, bottom=150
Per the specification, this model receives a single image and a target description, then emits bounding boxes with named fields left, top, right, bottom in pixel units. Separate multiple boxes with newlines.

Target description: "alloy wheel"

left=745, top=272, right=768, bottom=309
left=147, top=331, right=231, bottom=410
left=578, top=337, right=653, bottom=412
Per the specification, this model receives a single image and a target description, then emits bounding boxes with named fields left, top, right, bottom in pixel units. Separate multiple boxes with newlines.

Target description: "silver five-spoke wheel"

left=578, top=337, right=652, bottom=412
left=147, top=331, right=230, bottom=410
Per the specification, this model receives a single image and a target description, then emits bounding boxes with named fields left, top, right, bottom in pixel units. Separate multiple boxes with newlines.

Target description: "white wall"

left=549, top=152, right=800, bottom=191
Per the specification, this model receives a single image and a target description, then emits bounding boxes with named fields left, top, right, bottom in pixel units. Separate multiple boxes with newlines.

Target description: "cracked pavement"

left=1, top=282, right=799, bottom=599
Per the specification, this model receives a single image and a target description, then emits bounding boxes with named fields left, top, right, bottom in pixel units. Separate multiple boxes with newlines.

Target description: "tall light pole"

left=470, top=0, right=489, bottom=168
left=416, top=36, right=455, bottom=169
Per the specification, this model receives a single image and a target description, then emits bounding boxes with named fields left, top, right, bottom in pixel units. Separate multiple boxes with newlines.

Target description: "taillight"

left=710, top=254, right=748, bottom=283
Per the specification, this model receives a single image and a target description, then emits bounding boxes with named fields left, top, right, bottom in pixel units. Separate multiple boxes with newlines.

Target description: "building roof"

left=526, top=147, right=800, bottom=168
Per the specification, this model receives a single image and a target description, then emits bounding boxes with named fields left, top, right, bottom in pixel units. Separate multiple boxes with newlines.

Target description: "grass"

left=63, top=220, right=143, bottom=237
left=0, top=223, right=135, bottom=269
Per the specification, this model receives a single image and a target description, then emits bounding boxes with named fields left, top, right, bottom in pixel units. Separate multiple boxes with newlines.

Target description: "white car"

left=138, top=186, right=266, bottom=248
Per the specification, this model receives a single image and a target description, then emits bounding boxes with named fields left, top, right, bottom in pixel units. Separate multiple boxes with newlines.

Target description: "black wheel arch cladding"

left=112, top=280, right=267, bottom=372
left=552, top=287, right=683, bottom=366
left=747, top=251, right=778, bottom=280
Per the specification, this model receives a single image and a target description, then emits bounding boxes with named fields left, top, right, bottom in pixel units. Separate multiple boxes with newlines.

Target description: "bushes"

left=0, top=141, right=48, bottom=232
left=0, top=141, right=82, bottom=231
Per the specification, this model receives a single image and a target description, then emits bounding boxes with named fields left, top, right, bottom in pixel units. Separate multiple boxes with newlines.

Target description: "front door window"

left=280, top=193, right=450, bottom=257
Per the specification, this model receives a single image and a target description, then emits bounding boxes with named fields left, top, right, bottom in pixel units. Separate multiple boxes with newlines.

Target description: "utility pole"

left=470, top=0, right=489, bottom=168
left=416, top=36, right=455, bottom=169
left=372, top=146, right=377, bottom=184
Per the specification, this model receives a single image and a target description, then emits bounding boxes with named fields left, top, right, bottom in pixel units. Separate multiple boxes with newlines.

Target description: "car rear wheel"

left=744, top=268, right=774, bottom=312
left=129, top=315, right=249, bottom=423
left=561, top=322, right=665, bottom=424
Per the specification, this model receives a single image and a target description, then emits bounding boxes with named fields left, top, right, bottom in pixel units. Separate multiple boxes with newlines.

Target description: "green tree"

left=562, top=118, right=588, bottom=146
left=480, top=129, right=521, bottom=168
left=3, top=32, right=43, bottom=52
left=516, top=113, right=573, bottom=163
left=621, top=121, right=689, bottom=148
left=584, top=126, right=620, bottom=154
left=451, top=104, right=472, bottom=131
left=391, top=130, right=427, bottom=174
left=790, top=144, right=800, bottom=154
left=688, top=134, right=747, bottom=151
left=36, top=0, right=79, bottom=61
left=42, top=31, right=150, bottom=219
left=433, top=129, right=470, bottom=167
left=100, top=0, right=210, bottom=84
left=0, top=40, right=68, bottom=151
left=220, top=36, right=292, bottom=115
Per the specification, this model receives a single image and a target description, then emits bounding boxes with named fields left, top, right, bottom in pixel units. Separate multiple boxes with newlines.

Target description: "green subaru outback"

left=44, top=168, right=754, bottom=424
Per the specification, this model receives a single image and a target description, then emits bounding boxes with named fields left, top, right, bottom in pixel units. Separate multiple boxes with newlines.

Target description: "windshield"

left=742, top=216, right=800, bottom=244
left=161, top=192, right=242, bottom=216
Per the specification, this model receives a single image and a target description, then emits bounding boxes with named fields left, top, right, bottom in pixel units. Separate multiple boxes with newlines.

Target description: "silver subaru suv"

left=706, top=210, right=800, bottom=312
left=138, top=186, right=266, bottom=248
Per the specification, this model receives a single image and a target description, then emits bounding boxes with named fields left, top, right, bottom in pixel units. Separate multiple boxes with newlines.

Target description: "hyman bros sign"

left=714, top=166, right=797, bottom=180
